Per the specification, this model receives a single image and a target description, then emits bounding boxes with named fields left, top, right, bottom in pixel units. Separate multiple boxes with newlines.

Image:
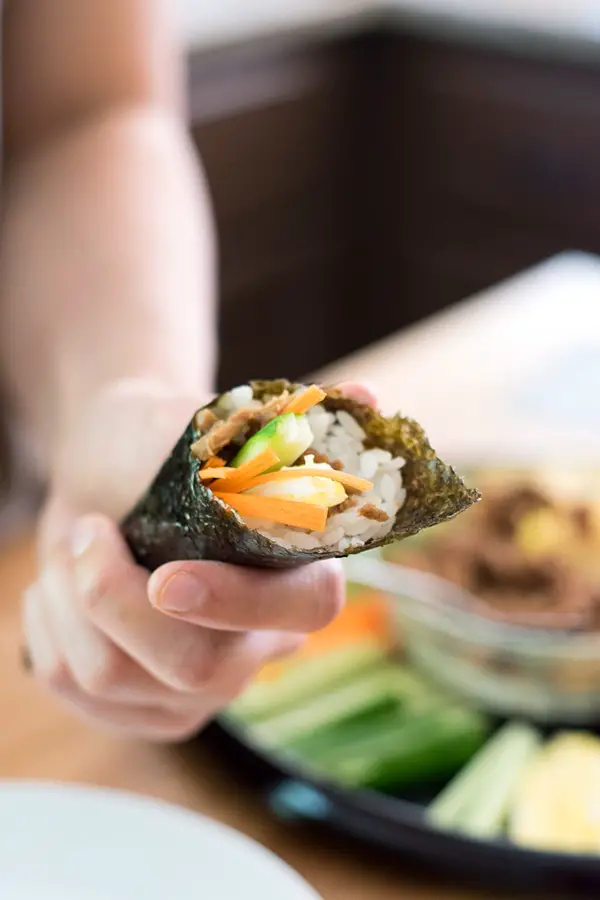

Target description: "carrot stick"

left=213, top=492, right=328, bottom=531
left=199, top=467, right=236, bottom=481
left=214, top=448, right=280, bottom=494
left=242, top=467, right=373, bottom=494
left=283, top=385, right=327, bottom=416
left=303, top=596, right=391, bottom=655
left=204, top=455, right=226, bottom=469
left=256, top=596, right=392, bottom=682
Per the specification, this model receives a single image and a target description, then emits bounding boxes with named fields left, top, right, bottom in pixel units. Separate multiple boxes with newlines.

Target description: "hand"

left=23, top=378, right=373, bottom=741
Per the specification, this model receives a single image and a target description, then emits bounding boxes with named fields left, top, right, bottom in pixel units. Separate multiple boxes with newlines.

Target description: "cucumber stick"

left=231, top=413, right=313, bottom=469
left=229, top=642, right=387, bottom=723
left=428, top=721, right=542, bottom=839
left=251, top=664, right=406, bottom=748
left=287, top=679, right=452, bottom=763
left=286, top=707, right=406, bottom=760
left=308, top=707, right=489, bottom=790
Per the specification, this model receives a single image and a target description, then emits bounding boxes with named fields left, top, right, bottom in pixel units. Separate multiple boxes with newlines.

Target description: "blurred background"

left=3, top=4, right=600, bottom=896
left=174, top=0, right=600, bottom=389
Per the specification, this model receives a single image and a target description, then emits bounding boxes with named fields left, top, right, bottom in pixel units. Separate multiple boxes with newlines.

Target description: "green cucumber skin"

left=251, top=665, right=404, bottom=748
left=308, top=708, right=489, bottom=790
left=283, top=679, right=447, bottom=760
left=451, top=728, right=542, bottom=839
left=428, top=722, right=542, bottom=835
left=231, top=413, right=311, bottom=469
left=231, top=417, right=279, bottom=468
left=285, top=707, right=408, bottom=761
left=231, top=434, right=270, bottom=468
left=367, top=722, right=487, bottom=791
left=229, top=642, right=387, bottom=723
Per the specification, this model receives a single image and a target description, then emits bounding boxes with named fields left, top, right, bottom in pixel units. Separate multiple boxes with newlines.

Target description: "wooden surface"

left=0, top=532, right=501, bottom=900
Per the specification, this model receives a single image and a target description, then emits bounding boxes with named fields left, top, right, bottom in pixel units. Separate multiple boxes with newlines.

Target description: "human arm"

left=0, top=0, right=215, bottom=496
left=1, top=0, right=347, bottom=740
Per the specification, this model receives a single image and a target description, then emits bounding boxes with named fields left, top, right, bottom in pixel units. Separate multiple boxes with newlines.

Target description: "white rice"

left=215, top=386, right=407, bottom=552
left=223, top=387, right=261, bottom=417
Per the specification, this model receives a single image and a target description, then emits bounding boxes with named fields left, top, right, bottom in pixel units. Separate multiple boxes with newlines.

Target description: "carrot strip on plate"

left=283, top=385, right=327, bottom=416
left=213, top=492, right=328, bottom=532
left=256, top=597, right=392, bottom=682
left=199, top=467, right=236, bottom=481
left=204, top=455, right=226, bottom=469
left=304, top=595, right=392, bottom=655
left=214, top=448, right=280, bottom=494
left=243, top=467, right=373, bottom=494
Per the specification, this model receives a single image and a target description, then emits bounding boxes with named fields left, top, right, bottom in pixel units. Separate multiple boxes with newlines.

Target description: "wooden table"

left=3, top=251, right=597, bottom=899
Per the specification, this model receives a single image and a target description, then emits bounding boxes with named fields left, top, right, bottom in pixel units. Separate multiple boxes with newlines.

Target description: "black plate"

left=197, top=716, right=600, bottom=897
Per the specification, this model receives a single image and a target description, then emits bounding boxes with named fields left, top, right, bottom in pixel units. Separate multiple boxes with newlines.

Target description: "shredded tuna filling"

left=191, top=390, right=289, bottom=461
left=359, top=503, right=390, bottom=522
left=305, top=450, right=343, bottom=470
left=334, top=495, right=358, bottom=515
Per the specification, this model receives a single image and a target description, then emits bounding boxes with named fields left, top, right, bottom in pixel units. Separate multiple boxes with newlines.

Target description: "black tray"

left=198, top=717, right=600, bottom=897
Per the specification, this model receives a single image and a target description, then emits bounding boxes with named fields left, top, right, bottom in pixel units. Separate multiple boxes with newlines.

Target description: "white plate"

left=0, top=780, right=321, bottom=900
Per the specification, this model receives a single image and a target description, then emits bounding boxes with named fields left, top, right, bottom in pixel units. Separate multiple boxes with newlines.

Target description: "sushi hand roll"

left=121, top=380, right=479, bottom=570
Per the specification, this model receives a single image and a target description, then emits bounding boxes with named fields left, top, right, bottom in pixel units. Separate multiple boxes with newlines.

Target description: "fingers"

left=148, top=558, right=344, bottom=633
left=22, top=584, right=64, bottom=681
left=336, top=381, right=378, bottom=408
left=69, top=515, right=231, bottom=693
left=23, top=592, right=210, bottom=741
left=52, top=689, right=210, bottom=743
left=24, top=555, right=300, bottom=740
left=65, top=515, right=304, bottom=698
left=38, top=494, right=80, bottom=568
left=28, top=446, right=338, bottom=741
left=40, top=563, right=190, bottom=706
left=25, top=568, right=183, bottom=707
left=37, top=502, right=200, bottom=705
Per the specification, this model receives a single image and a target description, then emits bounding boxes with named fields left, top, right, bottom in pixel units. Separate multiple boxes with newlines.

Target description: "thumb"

left=53, top=378, right=209, bottom=520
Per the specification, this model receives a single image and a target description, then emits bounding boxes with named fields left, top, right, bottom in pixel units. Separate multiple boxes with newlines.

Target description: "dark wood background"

left=188, top=27, right=600, bottom=389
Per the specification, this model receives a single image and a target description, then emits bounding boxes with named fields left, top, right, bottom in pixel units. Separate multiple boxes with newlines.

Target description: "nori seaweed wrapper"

left=121, top=380, right=479, bottom=571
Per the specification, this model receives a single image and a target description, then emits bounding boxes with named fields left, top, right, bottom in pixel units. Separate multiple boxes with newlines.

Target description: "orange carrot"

left=283, top=385, right=327, bottom=416
left=204, top=455, right=226, bottom=469
left=242, top=466, right=373, bottom=494
left=199, top=467, right=236, bottom=481
left=214, top=448, right=280, bottom=494
left=304, top=596, right=391, bottom=655
left=213, top=492, right=327, bottom=531
left=254, top=660, right=287, bottom=683
left=256, top=595, right=392, bottom=682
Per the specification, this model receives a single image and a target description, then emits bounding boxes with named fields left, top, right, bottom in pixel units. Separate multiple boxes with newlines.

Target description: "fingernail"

left=337, top=381, right=378, bottom=407
left=71, top=517, right=97, bottom=558
left=20, top=644, right=32, bottom=672
left=155, top=571, right=206, bottom=613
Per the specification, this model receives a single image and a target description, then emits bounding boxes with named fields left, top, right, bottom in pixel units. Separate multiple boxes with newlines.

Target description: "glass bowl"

left=343, top=554, right=600, bottom=726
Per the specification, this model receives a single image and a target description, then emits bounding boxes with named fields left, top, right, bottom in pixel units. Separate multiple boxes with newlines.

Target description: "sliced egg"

left=247, top=475, right=347, bottom=509
left=510, top=733, right=600, bottom=853
left=514, top=508, right=574, bottom=558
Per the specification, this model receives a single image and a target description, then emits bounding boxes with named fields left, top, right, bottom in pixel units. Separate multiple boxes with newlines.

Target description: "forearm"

left=0, top=106, right=216, bottom=465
